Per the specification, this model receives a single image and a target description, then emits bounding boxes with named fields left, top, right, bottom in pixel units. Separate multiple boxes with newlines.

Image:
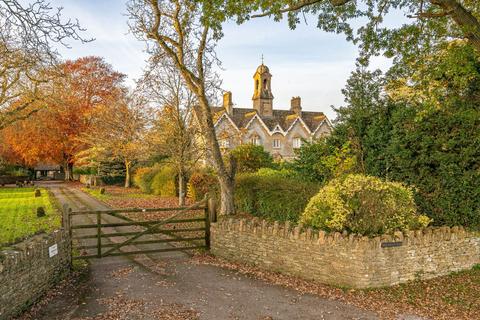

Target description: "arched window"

left=255, top=79, right=259, bottom=91
left=263, top=79, right=267, bottom=88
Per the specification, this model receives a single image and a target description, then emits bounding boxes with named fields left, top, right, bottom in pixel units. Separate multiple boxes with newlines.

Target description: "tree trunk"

left=64, top=162, right=73, bottom=181
left=218, top=174, right=235, bottom=215
left=125, top=161, right=131, bottom=188
left=178, top=170, right=185, bottom=206
left=196, top=95, right=236, bottom=215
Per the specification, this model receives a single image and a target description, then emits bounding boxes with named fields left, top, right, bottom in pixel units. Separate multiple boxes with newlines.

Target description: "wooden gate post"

left=208, top=198, right=217, bottom=223
left=96, top=212, right=102, bottom=258
left=204, top=200, right=211, bottom=248
left=62, top=204, right=74, bottom=266
left=62, top=203, right=70, bottom=230
left=204, top=198, right=217, bottom=249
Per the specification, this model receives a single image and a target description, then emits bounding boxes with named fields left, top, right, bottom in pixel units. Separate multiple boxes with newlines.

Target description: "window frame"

left=272, top=138, right=281, bottom=149
left=293, top=137, right=302, bottom=149
left=250, top=135, right=261, bottom=146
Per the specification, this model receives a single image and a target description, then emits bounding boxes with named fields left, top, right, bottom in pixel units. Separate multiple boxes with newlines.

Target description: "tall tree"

left=0, top=0, right=90, bottom=128
left=308, top=40, right=480, bottom=227
left=0, top=43, right=52, bottom=130
left=127, top=0, right=236, bottom=214
left=1, top=56, right=125, bottom=180
left=205, top=1, right=480, bottom=62
left=140, top=59, right=203, bottom=205
left=77, top=93, right=148, bottom=188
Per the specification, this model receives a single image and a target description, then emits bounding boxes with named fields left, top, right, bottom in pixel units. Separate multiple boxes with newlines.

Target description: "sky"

left=53, top=0, right=392, bottom=120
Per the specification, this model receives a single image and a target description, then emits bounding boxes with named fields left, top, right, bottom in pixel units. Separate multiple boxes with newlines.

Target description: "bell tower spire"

left=252, top=60, right=274, bottom=117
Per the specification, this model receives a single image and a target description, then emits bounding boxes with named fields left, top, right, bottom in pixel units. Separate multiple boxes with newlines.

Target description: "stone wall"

left=210, top=218, right=480, bottom=288
left=0, top=230, right=71, bottom=320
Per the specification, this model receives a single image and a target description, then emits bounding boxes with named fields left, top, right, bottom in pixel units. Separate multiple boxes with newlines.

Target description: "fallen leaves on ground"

left=15, top=266, right=90, bottom=320
left=77, top=291, right=199, bottom=320
left=109, top=266, right=135, bottom=279
left=191, top=254, right=480, bottom=320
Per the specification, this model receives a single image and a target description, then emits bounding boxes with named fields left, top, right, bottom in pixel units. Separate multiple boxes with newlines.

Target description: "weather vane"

left=261, top=54, right=264, bottom=65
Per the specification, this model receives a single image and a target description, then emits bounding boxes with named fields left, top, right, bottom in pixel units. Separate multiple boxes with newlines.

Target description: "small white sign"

left=48, top=244, right=58, bottom=257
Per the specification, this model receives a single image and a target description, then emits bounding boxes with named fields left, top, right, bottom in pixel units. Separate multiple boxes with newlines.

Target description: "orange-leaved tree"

left=0, top=56, right=126, bottom=179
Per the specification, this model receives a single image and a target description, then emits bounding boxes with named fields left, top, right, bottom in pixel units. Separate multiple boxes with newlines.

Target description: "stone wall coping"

left=212, top=217, right=480, bottom=247
left=0, top=229, right=67, bottom=272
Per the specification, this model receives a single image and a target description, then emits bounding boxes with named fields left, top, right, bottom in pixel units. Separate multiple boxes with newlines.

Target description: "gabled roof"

left=212, top=107, right=330, bottom=135
left=34, top=163, right=61, bottom=171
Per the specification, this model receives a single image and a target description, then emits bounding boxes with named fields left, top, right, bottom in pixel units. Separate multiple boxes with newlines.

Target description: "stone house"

left=34, top=163, right=65, bottom=180
left=212, top=63, right=333, bottom=160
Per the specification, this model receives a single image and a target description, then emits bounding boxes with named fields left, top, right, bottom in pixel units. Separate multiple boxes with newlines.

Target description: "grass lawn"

left=0, top=187, right=60, bottom=247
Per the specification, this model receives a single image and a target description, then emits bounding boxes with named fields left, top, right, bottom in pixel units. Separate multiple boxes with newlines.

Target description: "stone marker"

left=34, top=189, right=41, bottom=197
left=36, top=207, right=46, bottom=217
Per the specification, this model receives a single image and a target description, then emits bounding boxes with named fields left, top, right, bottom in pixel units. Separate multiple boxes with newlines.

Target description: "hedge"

left=235, top=172, right=321, bottom=222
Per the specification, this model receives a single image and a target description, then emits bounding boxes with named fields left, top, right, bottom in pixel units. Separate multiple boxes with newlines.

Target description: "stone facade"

left=0, top=230, right=71, bottom=320
left=211, top=218, right=480, bottom=288
left=212, top=64, right=333, bottom=160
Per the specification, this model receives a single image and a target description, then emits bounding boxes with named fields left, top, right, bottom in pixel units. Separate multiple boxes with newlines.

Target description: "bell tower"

left=252, top=60, right=274, bottom=117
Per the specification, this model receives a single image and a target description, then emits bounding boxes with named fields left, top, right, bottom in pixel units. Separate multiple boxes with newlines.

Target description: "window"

left=293, top=137, right=302, bottom=149
left=273, top=139, right=281, bottom=149
left=250, top=135, right=261, bottom=146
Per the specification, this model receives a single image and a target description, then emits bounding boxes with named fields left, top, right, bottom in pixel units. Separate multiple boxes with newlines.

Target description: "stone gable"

left=212, top=64, right=333, bottom=159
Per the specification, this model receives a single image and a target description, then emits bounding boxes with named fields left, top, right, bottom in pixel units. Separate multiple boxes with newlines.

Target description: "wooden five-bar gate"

left=63, top=198, right=217, bottom=260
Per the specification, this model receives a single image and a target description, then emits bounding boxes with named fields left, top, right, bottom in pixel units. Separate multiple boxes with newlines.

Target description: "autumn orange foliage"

left=0, top=56, right=125, bottom=178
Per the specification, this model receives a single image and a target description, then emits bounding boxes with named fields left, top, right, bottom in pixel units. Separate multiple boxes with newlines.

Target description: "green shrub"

left=133, top=165, right=161, bottom=193
left=300, top=174, right=431, bottom=236
left=151, top=165, right=177, bottom=196
left=235, top=173, right=320, bottom=222
left=101, top=175, right=125, bottom=186
left=187, top=170, right=218, bottom=201
left=73, top=167, right=97, bottom=175
left=256, top=167, right=299, bottom=179
left=230, top=144, right=274, bottom=173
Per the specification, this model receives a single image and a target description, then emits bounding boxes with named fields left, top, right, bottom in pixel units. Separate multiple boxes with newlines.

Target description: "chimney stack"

left=223, top=91, right=233, bottom=115
left=291, top=96, right=302, bottom=115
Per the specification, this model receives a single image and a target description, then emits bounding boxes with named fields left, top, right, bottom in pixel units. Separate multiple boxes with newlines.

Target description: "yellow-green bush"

left=300, top=174, right=431, bottom=236
left=151, top=165, right=177, bottom=196
left=133, top=166, right=160, bottom=193
left=133, top=164, right=177, bottom=196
